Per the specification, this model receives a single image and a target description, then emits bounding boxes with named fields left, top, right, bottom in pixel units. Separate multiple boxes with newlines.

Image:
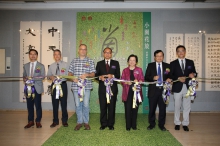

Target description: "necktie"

left=106, top=61, right=110, bottom=72
left=30, top=63, right=34, bottom=77
left=181, top=60, right=184, bottom=74
left=56, top=63, right=60, bottom=75
left=158, top=63, right=162, bottom=85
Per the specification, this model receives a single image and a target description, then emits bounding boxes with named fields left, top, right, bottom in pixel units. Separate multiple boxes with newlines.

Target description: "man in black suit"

left=145, top=50, right=170, bottom=131
left=169, top=45, right=197, bottom=132
left=95, top=47, right=120, bottom=130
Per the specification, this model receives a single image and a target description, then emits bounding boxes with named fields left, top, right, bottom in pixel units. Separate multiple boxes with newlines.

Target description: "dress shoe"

left=84, top=123, right=91, bottom=130
left=132, top=127, right=137, bottom=130
left=109, top=126, right=114, bottom=130
left=126, top=128, right=130, bottom=131
left=147, top=125, right=155, bottom=130
left=183, top=126, right=189, bottom=131
left=99, top=126, right=106, bottom=130
left=74, top=124, right=82, bottom=131
left=159, top=126, right=167, bottom=131
left=24, top=121, right=34, bottom=129
left=175, top=125, right=180, bottom=130
left=62, top=122, right=68, bottom=127
left=36, top=122, right=42, bottom=128
left=50, top=122, right=59, bottom=128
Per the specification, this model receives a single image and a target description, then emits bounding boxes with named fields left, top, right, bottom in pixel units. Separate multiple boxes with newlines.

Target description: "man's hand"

left=107, top=74, right=114, bottom=79
left=178, top=77, right=186, bottom=83
left=166, top=78, right=172, bottom=83
left=73, top=78, right=78, bottom=83
left=189, top=72, right=195, bottom=78
left=80, top=73, right=88, bottom=79
left=100, top=75, right=106, bottom=81
left=153, top=75, right=159, bottom=81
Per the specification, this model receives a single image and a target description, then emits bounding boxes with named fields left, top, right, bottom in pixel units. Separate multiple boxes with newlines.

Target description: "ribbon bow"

left=185, top=78, right=198, bottom=101
left=24, top=78, right=35, bottom=99
left=77, top=79, right=87, bottom=102
left=162, top=82, right=172, bottom=104
left=132, top=82, right=142, bottom=108
left=104, top=78, right=114, bottom=104
left=52, top=77, right=63, bottom=99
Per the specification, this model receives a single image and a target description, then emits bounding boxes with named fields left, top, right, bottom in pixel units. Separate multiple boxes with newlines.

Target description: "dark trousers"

left=26, top=87, right=42, bottom=122
left=99, top=92, right=117, bottom=127
left=124, top=88, right=139, bottom=129
left=148, top=87, right=166, bottom=127
left=51, top=82, right=68, bottom=124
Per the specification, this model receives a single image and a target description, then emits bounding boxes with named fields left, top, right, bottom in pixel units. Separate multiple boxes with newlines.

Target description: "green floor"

left=43, top=113, right=182, bottom=146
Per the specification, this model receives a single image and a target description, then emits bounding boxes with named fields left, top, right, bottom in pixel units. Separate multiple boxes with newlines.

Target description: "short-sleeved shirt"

left=68, top=57, right=96, bottom=91
left=47, top=61, right=68, bottom=81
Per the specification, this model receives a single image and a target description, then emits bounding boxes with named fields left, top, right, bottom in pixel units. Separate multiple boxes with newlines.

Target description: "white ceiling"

left=0, top=0, right=220, bottom=9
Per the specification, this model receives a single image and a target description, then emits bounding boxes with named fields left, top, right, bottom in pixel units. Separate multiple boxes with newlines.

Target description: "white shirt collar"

left=105, top=59, right=111, bottom=65
left=178, top=58, right=185, bottom=62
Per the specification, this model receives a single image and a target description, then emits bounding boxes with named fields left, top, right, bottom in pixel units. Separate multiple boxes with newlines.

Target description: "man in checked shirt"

left=68, top=44, right=96, bottom=131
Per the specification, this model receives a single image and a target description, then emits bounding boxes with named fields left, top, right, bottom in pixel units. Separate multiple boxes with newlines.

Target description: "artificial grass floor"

left=43, top=113, right=182, bottom=146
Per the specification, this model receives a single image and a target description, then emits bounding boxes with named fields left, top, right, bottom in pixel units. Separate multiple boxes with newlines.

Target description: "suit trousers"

left=99, top=92, right=117, bottom=127
left=51, top=82, right=68, bottom=124
left=124, top=87, right=139, bottom=129
left=148, top=87, right=166, bottom=127
left=174, top=84, right=190, bottom=126
left=26, top=87, right=42, bottom=122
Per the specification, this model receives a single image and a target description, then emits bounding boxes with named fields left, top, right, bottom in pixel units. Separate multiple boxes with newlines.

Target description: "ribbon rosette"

left=104, top=78, right=114, bottom=104
left=185, top=78, right=198, bottom=101
left=132, top=82, right=142, bottom=108
left=77, top=79, right=87, bottom=102
left=24, top=78, right=35, bottom=99
left=162, top=82, right=172, bottom=104
left=52, top=78, right=63, bottom=99
left=164, top=68, right=170, bottom=74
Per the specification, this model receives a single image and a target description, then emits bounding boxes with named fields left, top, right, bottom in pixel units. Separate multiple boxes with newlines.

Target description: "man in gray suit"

left=23, top=49, right=45, bottom=128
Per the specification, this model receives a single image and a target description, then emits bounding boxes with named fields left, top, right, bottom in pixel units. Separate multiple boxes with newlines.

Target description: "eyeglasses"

left=104, top=52, right=112, bottom=54
left=177, top=50, right=185, bottom=53
left=79, top=49, right=87, bottom=51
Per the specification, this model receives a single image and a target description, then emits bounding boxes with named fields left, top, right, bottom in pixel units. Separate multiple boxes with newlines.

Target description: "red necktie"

left=106, top=61, right=110, bottom=72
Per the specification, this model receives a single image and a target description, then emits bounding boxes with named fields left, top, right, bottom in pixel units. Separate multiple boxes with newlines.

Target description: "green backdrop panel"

left=76, top=12, right=151, bottom=113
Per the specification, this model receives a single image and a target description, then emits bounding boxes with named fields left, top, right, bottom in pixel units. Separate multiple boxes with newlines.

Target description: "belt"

left=156, top=86, right=163, bottom=89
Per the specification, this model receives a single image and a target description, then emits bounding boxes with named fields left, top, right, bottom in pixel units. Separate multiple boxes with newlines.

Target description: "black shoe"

left=147, top=125, right=155, bottom=130
left=126, top=128, right=130, bottom=131
left=62, top=122, right=68, bottom=127
left=99, top=126, right=106, bottom=130
left=159, top=126, right=167, bottom=131
left=109, top=126, right=114, bottom=130
left=175, top=125, right=180, bottom=130
left=183, top=126, right=189, bottom=131
left=50, top=122, right=58, bottom=128
left=132, top=127, right=137, bottom=130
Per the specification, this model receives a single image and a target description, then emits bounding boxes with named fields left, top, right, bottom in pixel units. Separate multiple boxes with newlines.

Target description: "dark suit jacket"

left=95, top=59, right=120, bottom=94
left=170, top=58, right=197, bottom=93
left=145, top=62, right=170, bottom=98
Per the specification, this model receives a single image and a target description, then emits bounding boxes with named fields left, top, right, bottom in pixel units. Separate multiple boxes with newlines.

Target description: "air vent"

left=104, top=0, right=124, bottom=2
left=24, top=1, right=45, bottom=3
left=185, top=0, right=206, bottom=2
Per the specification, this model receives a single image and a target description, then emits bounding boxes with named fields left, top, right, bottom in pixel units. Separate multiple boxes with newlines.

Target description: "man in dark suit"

left=145, top=50, right=170, bottom=131
left=95, top=47, right=120, bottom=130
left=169, top=45, right=197, bottom=132
left=23, top=49, right=45, bottom=128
